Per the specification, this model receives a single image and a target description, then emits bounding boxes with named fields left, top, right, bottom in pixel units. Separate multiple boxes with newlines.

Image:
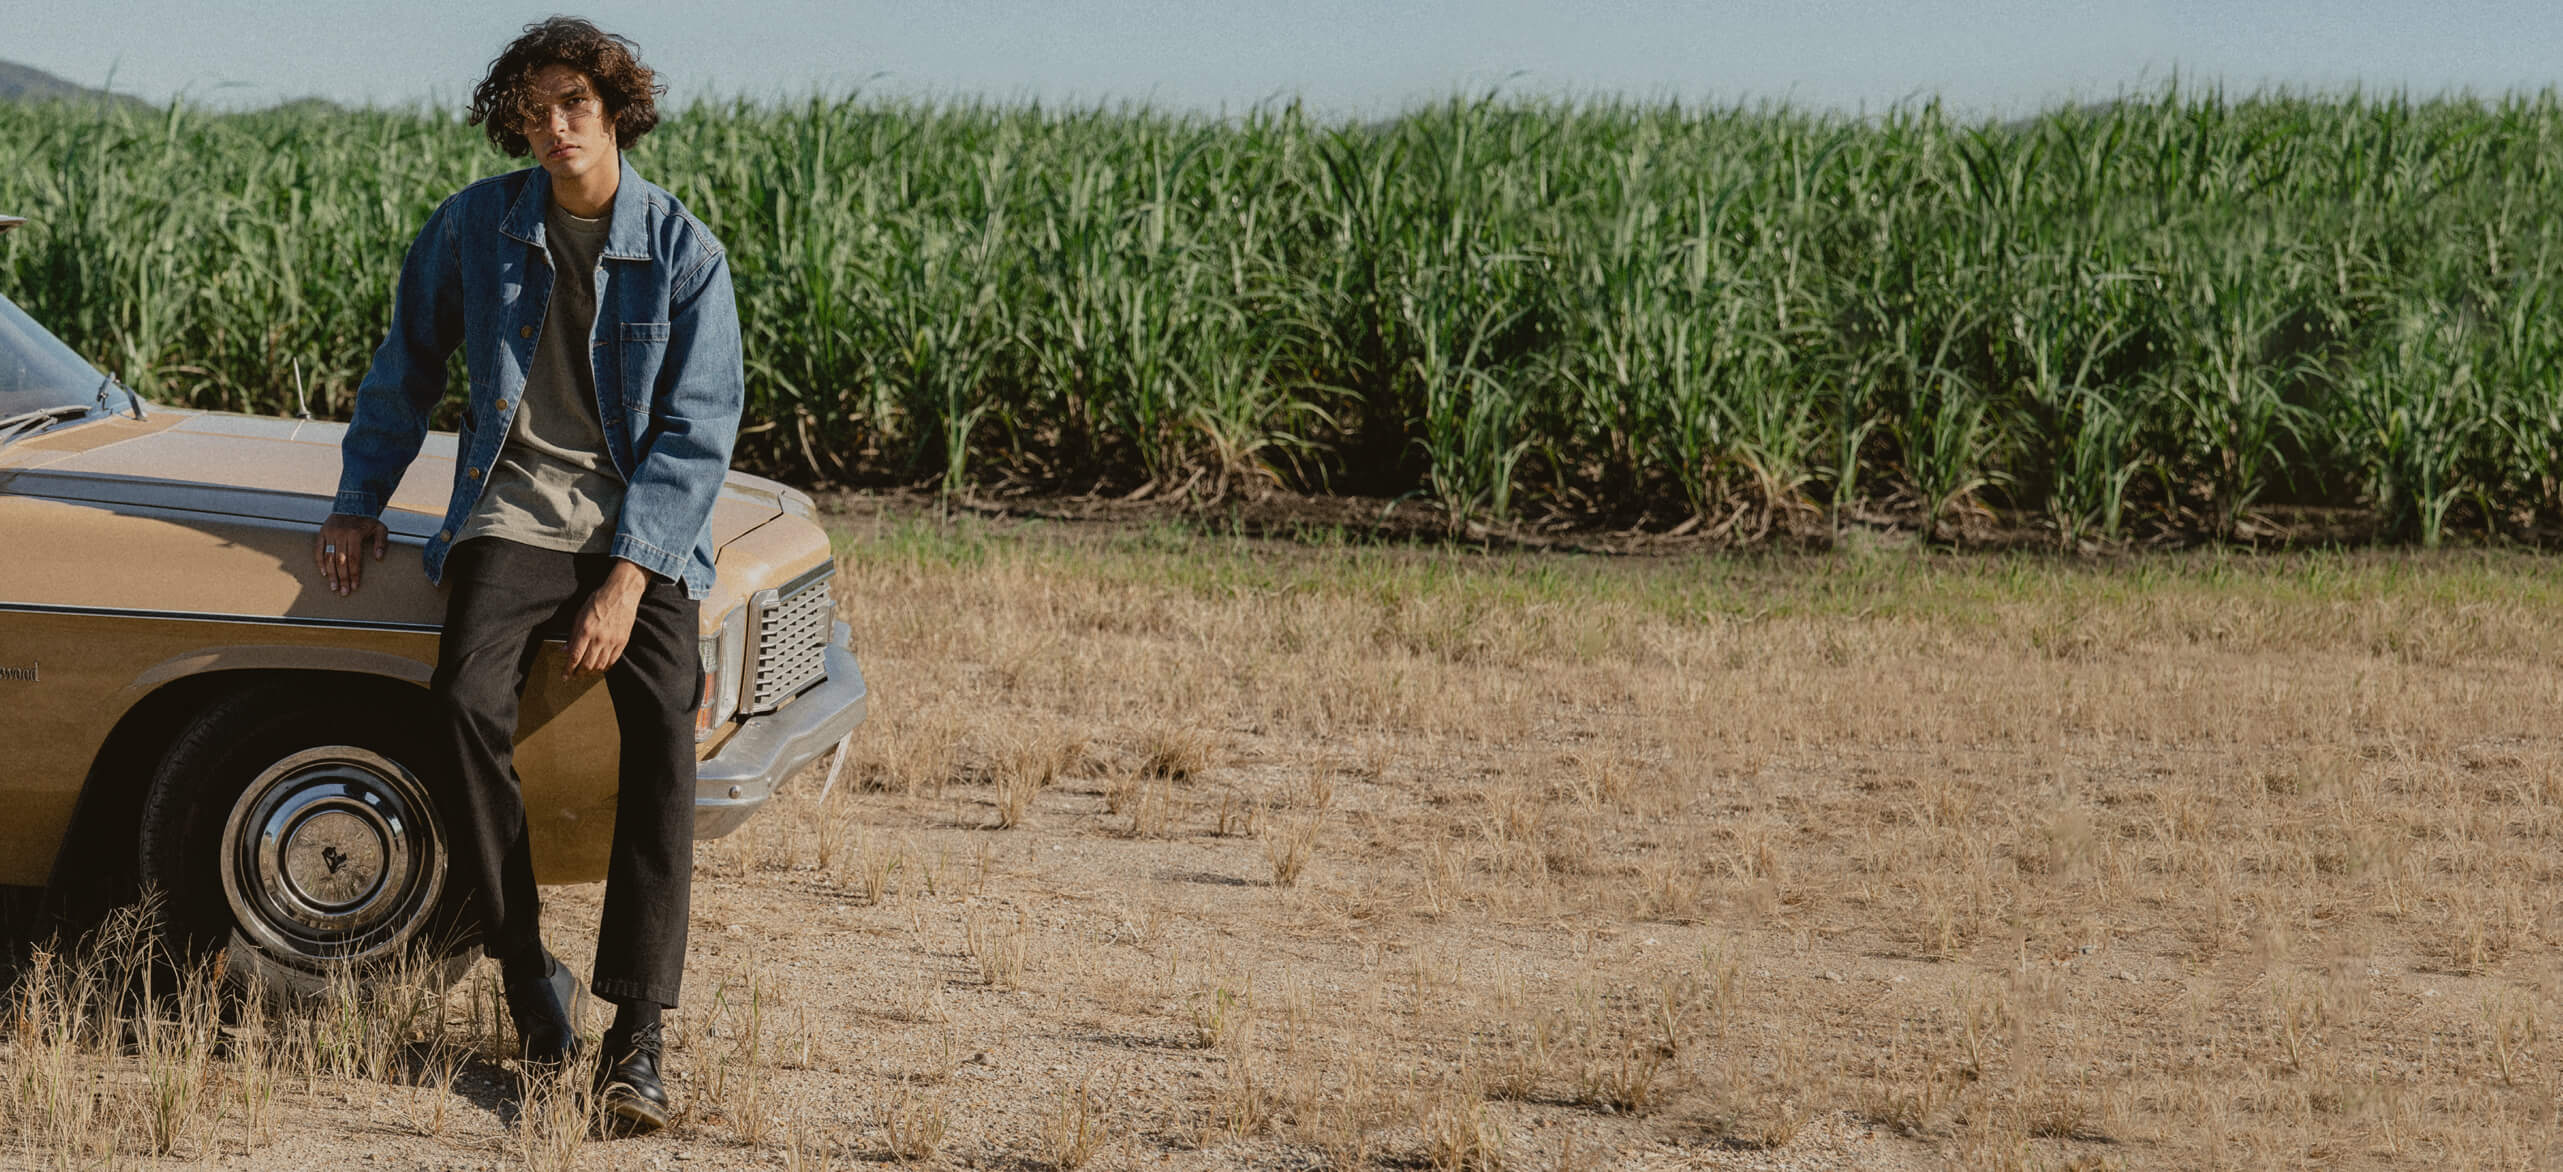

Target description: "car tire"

left=136, top=681, right=472, bottom=1001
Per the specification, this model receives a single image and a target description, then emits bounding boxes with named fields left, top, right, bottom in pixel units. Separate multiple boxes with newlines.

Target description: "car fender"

left=123, top=643, right=436, bottom=694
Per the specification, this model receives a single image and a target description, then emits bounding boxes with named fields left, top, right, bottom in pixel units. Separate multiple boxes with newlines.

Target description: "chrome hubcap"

left=219, top=746, right=445, bottom=966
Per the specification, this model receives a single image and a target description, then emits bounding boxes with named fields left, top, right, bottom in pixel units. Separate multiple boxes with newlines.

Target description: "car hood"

left=0, top=408, right=787, bottom=546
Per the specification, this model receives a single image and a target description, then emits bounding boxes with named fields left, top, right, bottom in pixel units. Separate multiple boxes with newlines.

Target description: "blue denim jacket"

left=332, top=154, right=742, bottom=599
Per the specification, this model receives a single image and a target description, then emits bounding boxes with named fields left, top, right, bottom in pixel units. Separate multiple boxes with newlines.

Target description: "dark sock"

left=606, top=1000, right=662, bottom=1048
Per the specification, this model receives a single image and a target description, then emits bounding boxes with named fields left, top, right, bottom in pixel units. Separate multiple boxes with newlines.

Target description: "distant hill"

left=0, top=59, right=151, bottom=109
left=261, top=96, right=348, bottom=116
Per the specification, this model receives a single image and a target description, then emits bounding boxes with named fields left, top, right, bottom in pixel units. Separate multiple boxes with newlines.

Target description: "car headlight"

left=696, top=603, right=748, bottom=741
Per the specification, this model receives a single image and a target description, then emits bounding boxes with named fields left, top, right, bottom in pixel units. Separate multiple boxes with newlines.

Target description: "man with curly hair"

left=315, top=16, right=740, bottom=1134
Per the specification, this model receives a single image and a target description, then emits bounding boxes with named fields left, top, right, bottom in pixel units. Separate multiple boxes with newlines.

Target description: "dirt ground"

left=7, top=498, right=2562, bottom=1171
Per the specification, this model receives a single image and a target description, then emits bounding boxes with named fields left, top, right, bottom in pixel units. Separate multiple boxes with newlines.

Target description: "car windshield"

left=0, top=291, right=112, bottom=416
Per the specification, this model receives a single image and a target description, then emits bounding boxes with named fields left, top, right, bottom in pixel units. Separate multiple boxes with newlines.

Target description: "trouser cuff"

left=591, top=976, right=679, bottom=1010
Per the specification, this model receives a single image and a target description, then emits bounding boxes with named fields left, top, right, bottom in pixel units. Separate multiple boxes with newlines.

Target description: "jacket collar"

left=499, top=153, right=652, bottom=261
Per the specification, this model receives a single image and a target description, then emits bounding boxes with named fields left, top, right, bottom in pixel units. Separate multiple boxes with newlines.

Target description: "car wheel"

left=137, top=682, right=471, bottom=1000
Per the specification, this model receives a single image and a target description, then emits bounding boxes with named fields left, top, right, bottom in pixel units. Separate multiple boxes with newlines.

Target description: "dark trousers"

left=428, top=537, right=699, bottom=1008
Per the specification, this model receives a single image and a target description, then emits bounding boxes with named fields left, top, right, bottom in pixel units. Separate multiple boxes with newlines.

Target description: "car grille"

left=748, top=569, right=832, bottom=714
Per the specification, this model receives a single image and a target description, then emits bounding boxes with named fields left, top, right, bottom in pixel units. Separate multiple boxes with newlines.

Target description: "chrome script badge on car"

left=0, top=662, right=36, bottom=682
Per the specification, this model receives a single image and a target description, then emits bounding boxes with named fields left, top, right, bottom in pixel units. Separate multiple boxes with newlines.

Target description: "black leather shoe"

left=501, top=950, right=586, bottom=1072
left=593, top=1020, right=670, bottom=1135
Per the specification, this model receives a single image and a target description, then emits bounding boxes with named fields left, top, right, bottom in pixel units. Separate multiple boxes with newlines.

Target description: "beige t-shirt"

left=459, top=201, right=627, bottom=553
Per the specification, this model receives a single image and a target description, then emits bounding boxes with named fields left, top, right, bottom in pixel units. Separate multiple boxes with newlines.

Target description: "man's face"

left=522, top=64, right=616, bottom=185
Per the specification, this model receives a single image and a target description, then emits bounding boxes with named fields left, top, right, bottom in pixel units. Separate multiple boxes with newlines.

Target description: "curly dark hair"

left=467, top=16, right=664, bottom=156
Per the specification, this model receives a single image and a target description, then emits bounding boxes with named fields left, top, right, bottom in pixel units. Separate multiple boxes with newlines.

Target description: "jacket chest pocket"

left=617, top=321, right=672, bottom=424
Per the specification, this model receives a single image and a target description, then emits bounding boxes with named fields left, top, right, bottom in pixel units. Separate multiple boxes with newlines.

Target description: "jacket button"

left=519, top=326, right=533, bottom=339
left=467, top=466, right=482, bottom=480
left=499, top=399, right=513, bottom=410
left=437, top=529, right=452, bottom=542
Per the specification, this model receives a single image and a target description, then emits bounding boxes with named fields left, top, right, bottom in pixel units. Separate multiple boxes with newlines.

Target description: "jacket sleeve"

left=333, top=195, right=466, bottom=519
left=610, top=244, right=744, bottom=584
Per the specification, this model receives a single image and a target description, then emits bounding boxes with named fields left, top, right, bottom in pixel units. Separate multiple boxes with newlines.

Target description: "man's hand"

left=315, top=513, right=391, bottom=596
left=565, top=559, right=652, bottom=679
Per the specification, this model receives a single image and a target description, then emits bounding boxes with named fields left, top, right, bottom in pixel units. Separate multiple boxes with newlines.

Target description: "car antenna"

left=292, top=359, right=312, bottom=421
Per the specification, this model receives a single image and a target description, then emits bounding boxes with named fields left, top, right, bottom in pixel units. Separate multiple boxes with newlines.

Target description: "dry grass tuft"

left=1476, top=1014, right=1554, bottom=1103
left=1571, top=1038, right=1668, bottom=1116
left=1037, top=1072, right=1110, bottom=1169
left=1420, top=1092, right=1508, bottom=1171
left=852, top=830, right=906, bottom=902
left=846, top=710, right=964, bottom=797
left=1213, top=787, right=1261, bottom=837
left=966, top=908, right=1033, bottom=989
left=1209, top=1058, right=1277, bottom=1143
left=1187, top=984, right=1255, bottom=1052
left=993, top=721, right=1090, bottom=829
left=1263, top=813, right=1322, bottom=887
left=1139, top=724, right=1220, bottom=781
left=510, top=1070, right=596, bottom=1172
left=994, top=763, right=1043, bottom=829
left=1106, top=770, right=1186, bottom=838
left=879, top=1082, right=949, bottom=1162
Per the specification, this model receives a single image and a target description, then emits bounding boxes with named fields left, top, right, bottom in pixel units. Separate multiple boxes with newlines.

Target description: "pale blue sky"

left=3, top=1, right=2556, bottom=116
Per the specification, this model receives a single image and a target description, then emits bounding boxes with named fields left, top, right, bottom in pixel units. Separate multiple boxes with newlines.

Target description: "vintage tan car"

left=0, top=213, right=867, bottom=994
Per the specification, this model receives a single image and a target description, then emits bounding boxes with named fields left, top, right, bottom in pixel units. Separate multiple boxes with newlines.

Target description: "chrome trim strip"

left=0, top=600, right=442, bottom=634
left=741, top=584, right=779, bottom=716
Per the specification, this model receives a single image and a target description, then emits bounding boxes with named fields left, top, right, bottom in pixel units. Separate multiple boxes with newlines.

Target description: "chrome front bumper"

left=694, top=622, right=867, bottom=839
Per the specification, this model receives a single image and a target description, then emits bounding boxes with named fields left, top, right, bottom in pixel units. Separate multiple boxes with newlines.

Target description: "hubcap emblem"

left=283, top=809, right=386, bottom=908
